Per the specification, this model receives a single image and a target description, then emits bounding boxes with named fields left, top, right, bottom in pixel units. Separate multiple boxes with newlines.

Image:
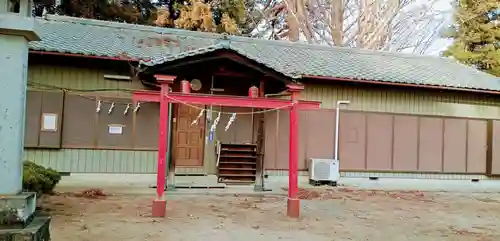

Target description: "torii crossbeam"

left=133, top=75, right=321, bottom=218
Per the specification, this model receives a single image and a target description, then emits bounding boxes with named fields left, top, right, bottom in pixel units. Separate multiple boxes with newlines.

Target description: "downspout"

left=165, top=103, right=175, bottom=190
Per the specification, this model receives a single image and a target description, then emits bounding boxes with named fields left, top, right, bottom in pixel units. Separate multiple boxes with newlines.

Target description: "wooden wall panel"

left=96, top=100, right=133, bottom=149
left=466, top=120, right=487, bottom=173
left=418, top=117, right=444, bottom=172
left=261, top=108, right=489, bottom=174
left=24, top=91, right=42, bottom=147
left=264, top=111, right=278, bottom=169
left=263, top=109, right=334, bottom=171
left=217, top=107, right=254, bottom=144
left=61, top=94, right=96, bottom=148
left=134, top=102, right=159, bottom=150
left=24, top=148, right=158, bottom=173
left=298, top=110, right=308, bottom=170
left=38, top=91, right=64, bottom=148
left=365, top=114, right=393, bottom=170
left=392, top=116, right=419, bottom=171
left=302, top=109, right=335, bottom=163
left=489, top=120, right=500, bottom=175
left=442, top=119, right=467, bottom=172
left=276, top=110, right=290, bottom=170
left=338, top=112, right=366, bottom=170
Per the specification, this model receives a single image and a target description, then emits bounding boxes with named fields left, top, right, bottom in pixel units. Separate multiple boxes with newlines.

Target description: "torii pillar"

left=286, top=83, right=303, bottom=218
left=151, top=75, right=175, bottom=217
left=0, top=0, right=51, bottom=238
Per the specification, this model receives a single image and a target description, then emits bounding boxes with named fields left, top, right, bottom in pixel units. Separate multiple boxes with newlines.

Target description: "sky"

left=149, top=0, right=456, bottom=56
left=421, top=0, right=454, bottom=55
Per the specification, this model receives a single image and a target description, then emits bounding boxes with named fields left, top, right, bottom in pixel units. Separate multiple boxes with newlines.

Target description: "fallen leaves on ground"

left=282, top=187, right=434, bottom=202
left=73, top=188, right=108, bottom=199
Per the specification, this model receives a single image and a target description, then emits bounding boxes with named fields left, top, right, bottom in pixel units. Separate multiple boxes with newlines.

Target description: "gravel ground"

left=43, top=187, right=500, bottom=241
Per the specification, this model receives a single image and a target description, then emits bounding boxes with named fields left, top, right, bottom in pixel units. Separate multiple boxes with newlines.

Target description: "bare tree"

left=249, top=0, right=449, bottom=54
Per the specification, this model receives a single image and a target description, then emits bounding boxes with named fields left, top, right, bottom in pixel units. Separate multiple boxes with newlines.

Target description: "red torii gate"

left=133, top=75, right=321, bottom=218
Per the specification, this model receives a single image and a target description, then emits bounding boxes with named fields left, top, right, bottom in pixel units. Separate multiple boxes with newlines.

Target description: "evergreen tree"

left=443, top=0, right=500, bottom=76
left=54, top=0, right=155, bottom=24
left=33, top=0, right=254, bottom=35
left=155, top=0, right=247, bottom=35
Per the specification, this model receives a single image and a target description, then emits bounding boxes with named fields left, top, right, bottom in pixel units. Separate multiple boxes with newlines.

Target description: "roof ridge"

left=140, top=43, right=226, bottom=66
left=227, top=35, right=450, bottom=61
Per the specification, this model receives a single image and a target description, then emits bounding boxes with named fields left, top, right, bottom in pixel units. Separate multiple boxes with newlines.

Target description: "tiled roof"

left=31, top=15, right=500, bottom=92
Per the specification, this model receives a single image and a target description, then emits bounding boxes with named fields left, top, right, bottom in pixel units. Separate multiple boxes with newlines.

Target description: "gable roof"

left=31, top=15, right=500, bottom=92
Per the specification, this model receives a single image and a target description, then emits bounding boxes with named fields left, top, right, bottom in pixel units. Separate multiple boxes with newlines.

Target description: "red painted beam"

left=168, top=93, right=292, bottom=109
left=132, top=91, right=321, bottom=110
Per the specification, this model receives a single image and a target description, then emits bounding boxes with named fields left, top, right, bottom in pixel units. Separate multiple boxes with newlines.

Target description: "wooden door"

left=174, top=104, right=205, bottom=166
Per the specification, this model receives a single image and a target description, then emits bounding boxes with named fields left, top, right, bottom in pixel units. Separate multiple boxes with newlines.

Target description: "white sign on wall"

left=108, top=125, right=124, bottom=135
left=41, top=113, right=58, bottom=131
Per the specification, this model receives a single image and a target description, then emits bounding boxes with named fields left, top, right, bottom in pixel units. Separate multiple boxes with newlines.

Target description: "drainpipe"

left=335, top=101, right=350, bottom=161
left=166, top=103, right=175, bottom=191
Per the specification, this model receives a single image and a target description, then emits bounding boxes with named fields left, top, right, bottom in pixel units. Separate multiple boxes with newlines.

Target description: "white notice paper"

left=108, top=125, right=123, bottom=134
left=42, top=114, right=57, bottom=131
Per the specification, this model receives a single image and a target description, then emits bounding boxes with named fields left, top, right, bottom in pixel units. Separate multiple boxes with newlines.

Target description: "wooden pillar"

left=152, top=74, right=175, bottom=218
left=254, top=80, right=265, bottom=191
left=286, top=83, right=303, bottom=218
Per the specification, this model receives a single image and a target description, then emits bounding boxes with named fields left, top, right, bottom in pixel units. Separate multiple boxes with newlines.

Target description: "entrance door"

left=174, top=104, right=205, bottom=166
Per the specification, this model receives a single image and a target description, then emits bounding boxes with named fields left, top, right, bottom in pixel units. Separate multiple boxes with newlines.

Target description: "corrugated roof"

left=31, top=15, right=500, bottom=92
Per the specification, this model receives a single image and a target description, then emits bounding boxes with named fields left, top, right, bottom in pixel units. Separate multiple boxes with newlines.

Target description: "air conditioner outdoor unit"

left=309, top=158, right=340, bottom=184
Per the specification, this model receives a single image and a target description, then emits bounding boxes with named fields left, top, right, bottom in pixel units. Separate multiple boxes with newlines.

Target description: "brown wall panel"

left=466, top=120, right=487, bottom=173
left=24, top=91, right=42, bottom=147
left=217, top=107, right=254, bottom=144
left=262, top=109, right=317, bottom=171
left=38, top=91, right=64, bottom=148
left=61, top=94, right=96, bottom=148
left=134, top=102, right=159, bottom=149
left=297, top=110, right=308, bottom=170
left=96, top=100, right=134, bottom=149
left=365, top=114, right=393, bottom=170
left=392, top=116, right=419, bottom=171
left=418, top=117, right=444, bottom=172
left=339, top=111, right=366, bottom=170
left=264, top=111, right=278, bottom=169
left=302, top=109, right=335, bottom=162
left=490, top=120, right=500, bottom=174
left=276, top=110, right=290, bottom=169
left=261, top=107, right=489, bottom=174
left=442, top=119, right=467, bottom=172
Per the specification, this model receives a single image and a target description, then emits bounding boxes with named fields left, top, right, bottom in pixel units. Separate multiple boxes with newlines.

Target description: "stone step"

left=0, top=215, right=51, bottom=241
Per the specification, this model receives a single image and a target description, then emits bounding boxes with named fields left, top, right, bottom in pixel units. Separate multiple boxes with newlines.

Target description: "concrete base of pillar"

left=286, top=198, right=300, bottom=218
left=0, top=192, right=37, bottom=229
left=167, top=169, right=176, bottom=191
left=166, top=184, right=176, bottom=191
left=253, top=184, right=264, bottom=192
left=0, top=216, right=51, bottom=241
left=151, top=199, right=166, bottom=217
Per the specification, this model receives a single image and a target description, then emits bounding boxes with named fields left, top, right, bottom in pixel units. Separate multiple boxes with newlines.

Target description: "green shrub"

left=22, top=161, right=61, bottom=196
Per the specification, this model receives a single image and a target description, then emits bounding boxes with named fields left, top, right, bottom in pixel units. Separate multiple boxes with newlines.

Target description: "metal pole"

left=334, top=100, right=350, bottom=161
left=165, top=102, right=174, bottom=189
